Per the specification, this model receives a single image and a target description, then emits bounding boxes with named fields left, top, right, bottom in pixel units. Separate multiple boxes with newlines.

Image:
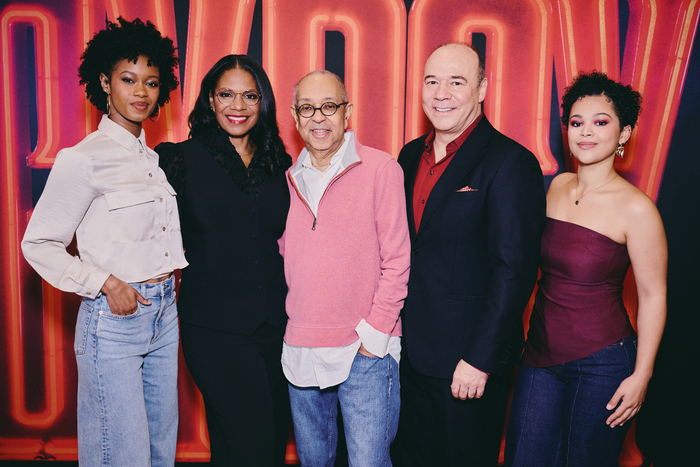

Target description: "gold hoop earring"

left=105, top=94, right=111, bottom=115
left=149, top=103, right=160, bottom=122
left=615, top=143, right=625, bottom=158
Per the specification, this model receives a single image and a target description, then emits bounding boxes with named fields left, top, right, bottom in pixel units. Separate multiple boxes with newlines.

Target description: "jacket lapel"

left=417, top=117, right=493, bottom=236
left=402, top=136, right=427, bottom=242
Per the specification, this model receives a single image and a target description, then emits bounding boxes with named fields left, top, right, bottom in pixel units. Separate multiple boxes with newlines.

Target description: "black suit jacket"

left=399, top=116, right=545, bottom=379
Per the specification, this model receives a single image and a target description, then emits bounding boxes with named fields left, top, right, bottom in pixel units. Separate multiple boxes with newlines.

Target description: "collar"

left=300, top=132, right=351, bottom=173
left=290, top=130, right=362, bottom=197
left=424, top=113, right=482, bottom=153
left=98, top=114, right=153, bottom=159
left=292, top=130, right=361, bottom=178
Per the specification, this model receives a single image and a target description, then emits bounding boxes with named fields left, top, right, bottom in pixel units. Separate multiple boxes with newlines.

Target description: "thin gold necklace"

left=575, top=174, right=618, bottom=205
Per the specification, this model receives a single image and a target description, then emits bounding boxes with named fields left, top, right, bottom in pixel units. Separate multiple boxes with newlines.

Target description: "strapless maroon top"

left=521, top=218, right=635, bottom=367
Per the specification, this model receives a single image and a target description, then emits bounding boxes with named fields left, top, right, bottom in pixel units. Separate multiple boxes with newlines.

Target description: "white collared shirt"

left=298, top=134, right=349, bottom=215
left=282, top=132, right=400, bottom=389
left=22, top=115, right=188, bottom=298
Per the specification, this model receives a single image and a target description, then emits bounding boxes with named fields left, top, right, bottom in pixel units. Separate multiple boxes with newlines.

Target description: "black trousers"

left=181, top=321, right=291, bottom=467
left=392, top=355, right=511, bottom=467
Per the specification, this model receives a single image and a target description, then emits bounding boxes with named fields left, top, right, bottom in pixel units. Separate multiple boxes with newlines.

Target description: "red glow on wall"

left=0, top=0, right=697, bottom=463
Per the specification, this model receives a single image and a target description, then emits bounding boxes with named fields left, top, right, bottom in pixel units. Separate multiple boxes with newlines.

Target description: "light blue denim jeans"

left=74, top=275, right=179, bottom=466
left=289, top=353, right=400, bottom=467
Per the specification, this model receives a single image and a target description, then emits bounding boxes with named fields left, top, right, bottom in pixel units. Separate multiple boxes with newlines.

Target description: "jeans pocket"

left=604, top=338, right=626, bottom=349
left=99, top=302, right=141, bottom=320
left=74, top=301, right=93, bottom=355
left=357, top=352, right=380, bottom=360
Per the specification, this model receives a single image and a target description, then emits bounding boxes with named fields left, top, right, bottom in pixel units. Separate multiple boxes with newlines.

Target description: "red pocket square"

left=456, top=185, right=478, bottom=192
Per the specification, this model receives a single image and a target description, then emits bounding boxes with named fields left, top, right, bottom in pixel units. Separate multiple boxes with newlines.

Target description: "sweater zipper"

left=289, top=173, right=318, bottom=229
left=289, top=161, right=361, bottom=230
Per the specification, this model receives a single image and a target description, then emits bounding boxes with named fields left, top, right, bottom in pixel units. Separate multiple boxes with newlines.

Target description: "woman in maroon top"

left=505, top=71, right=667, bottom=467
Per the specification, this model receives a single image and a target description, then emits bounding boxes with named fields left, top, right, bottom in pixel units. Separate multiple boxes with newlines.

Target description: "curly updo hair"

left=78, top=17, right=179, bottom=113
left=189, top=54, right=291, bottom=175
left=561, top=71, right=642, bottom=129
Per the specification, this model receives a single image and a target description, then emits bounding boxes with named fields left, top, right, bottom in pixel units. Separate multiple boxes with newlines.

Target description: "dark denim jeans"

left=505, top=335, right=637, bottom=467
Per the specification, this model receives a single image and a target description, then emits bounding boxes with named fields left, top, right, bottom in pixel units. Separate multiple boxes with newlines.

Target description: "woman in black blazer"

left=156, top=55, right=292, bottom=467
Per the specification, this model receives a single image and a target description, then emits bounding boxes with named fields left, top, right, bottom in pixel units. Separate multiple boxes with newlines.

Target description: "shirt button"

left=86, top=292, right=91, bottom=296
left=251, top=179, right=256, bottom=184
left=160, top=198, right=164, bottom=203
left=421, top=199, right=425, bottom=204
left=148, top=173, right=153, bottom=177
left=162, top=227, right=166, bottom=232
left=254, top=260, right=260, bottom=265
left=430, top=170, right=434, bottom=175
left=165, top=252, right=169, bottom=257
left=257, top=285, right=263, bottom=290
left=251, top=234, right=257, bottom=239
left=139, top=149, right=143, bottom=153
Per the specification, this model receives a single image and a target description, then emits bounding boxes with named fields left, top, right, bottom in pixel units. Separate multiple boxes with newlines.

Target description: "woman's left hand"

left=605, top=373, right=649, bottom=428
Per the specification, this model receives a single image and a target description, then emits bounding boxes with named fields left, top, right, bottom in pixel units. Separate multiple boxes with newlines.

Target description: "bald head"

left=291, top=70, right=353, bottom=164
left=293, top=70, right=349, bottom=107
left=422, top=42, right=488, bottom=139
left=428, top=43, right=485, bottom=85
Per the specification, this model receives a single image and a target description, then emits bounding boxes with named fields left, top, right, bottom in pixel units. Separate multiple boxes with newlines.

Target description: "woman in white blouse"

left=21, top=18, right=187, bottom=466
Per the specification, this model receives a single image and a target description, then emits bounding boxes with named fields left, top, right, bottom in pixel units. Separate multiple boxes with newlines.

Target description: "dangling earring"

left=149, top=103, right=160, bottom=122
left=105, top=94, right=111, bottom=115
left=615, top=143, right=625, bottom=158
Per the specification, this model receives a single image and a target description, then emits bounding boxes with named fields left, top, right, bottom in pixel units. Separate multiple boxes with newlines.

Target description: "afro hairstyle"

left=78, top=17, right=179, bottom=113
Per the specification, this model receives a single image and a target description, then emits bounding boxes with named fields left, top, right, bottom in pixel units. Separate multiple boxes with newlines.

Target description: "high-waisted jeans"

left=74, top=275, right=179, bottom=466
left=505, top=335, right=637, bottom=467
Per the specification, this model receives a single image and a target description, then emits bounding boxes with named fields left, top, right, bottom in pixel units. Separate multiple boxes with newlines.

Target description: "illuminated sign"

left=1, top=0, right=697, bottom=463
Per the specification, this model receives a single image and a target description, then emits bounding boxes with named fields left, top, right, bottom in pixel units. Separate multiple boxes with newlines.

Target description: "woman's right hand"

left=100, top=275, right=151, bottom=315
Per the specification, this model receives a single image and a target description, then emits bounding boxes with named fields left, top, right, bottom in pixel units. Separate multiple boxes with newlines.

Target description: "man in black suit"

left=392, top=43, right=546, bottom=466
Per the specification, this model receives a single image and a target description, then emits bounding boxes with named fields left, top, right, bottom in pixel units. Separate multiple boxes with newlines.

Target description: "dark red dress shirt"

left=412, top=115, right=482, bottom=232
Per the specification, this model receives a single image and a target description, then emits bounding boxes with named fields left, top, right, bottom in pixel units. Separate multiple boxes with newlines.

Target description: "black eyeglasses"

left=214, top=89, right=261, bottom=106
left=295, top=102, right=348, bottom=118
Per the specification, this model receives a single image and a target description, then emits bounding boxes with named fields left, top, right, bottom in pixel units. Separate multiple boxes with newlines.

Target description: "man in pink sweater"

left=280, top=70, right=411, bottom=466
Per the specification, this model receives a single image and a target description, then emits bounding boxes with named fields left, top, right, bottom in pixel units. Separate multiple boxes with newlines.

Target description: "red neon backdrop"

left=1, top=0, right=698, bottom=464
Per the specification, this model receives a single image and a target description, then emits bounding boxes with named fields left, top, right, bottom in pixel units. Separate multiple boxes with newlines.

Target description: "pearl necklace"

left=575, top=174, right=618, bottom=205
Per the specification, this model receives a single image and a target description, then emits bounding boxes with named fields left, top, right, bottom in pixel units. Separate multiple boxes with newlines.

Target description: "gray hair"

left=293, top=70, right=349, bottom=107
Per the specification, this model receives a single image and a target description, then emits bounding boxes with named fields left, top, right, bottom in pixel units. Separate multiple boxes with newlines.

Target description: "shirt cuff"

left=82, top=267, right=111, bottom=299
left=355, top=319, right=391, bottom=358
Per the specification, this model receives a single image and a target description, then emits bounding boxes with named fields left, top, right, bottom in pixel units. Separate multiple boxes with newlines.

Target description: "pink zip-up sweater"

left=282, top=131, right=411, bottom=348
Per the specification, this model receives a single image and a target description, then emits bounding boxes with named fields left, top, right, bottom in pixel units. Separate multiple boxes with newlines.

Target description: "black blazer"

left=157, top=137, right=289, bottom=334
left=399, top=116, right=545, bottom=379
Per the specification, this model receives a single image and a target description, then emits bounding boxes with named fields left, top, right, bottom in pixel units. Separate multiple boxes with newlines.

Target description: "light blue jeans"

left=74, top=276, right=179, bottom=466
left=289, top=353, right=400, bottom=467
